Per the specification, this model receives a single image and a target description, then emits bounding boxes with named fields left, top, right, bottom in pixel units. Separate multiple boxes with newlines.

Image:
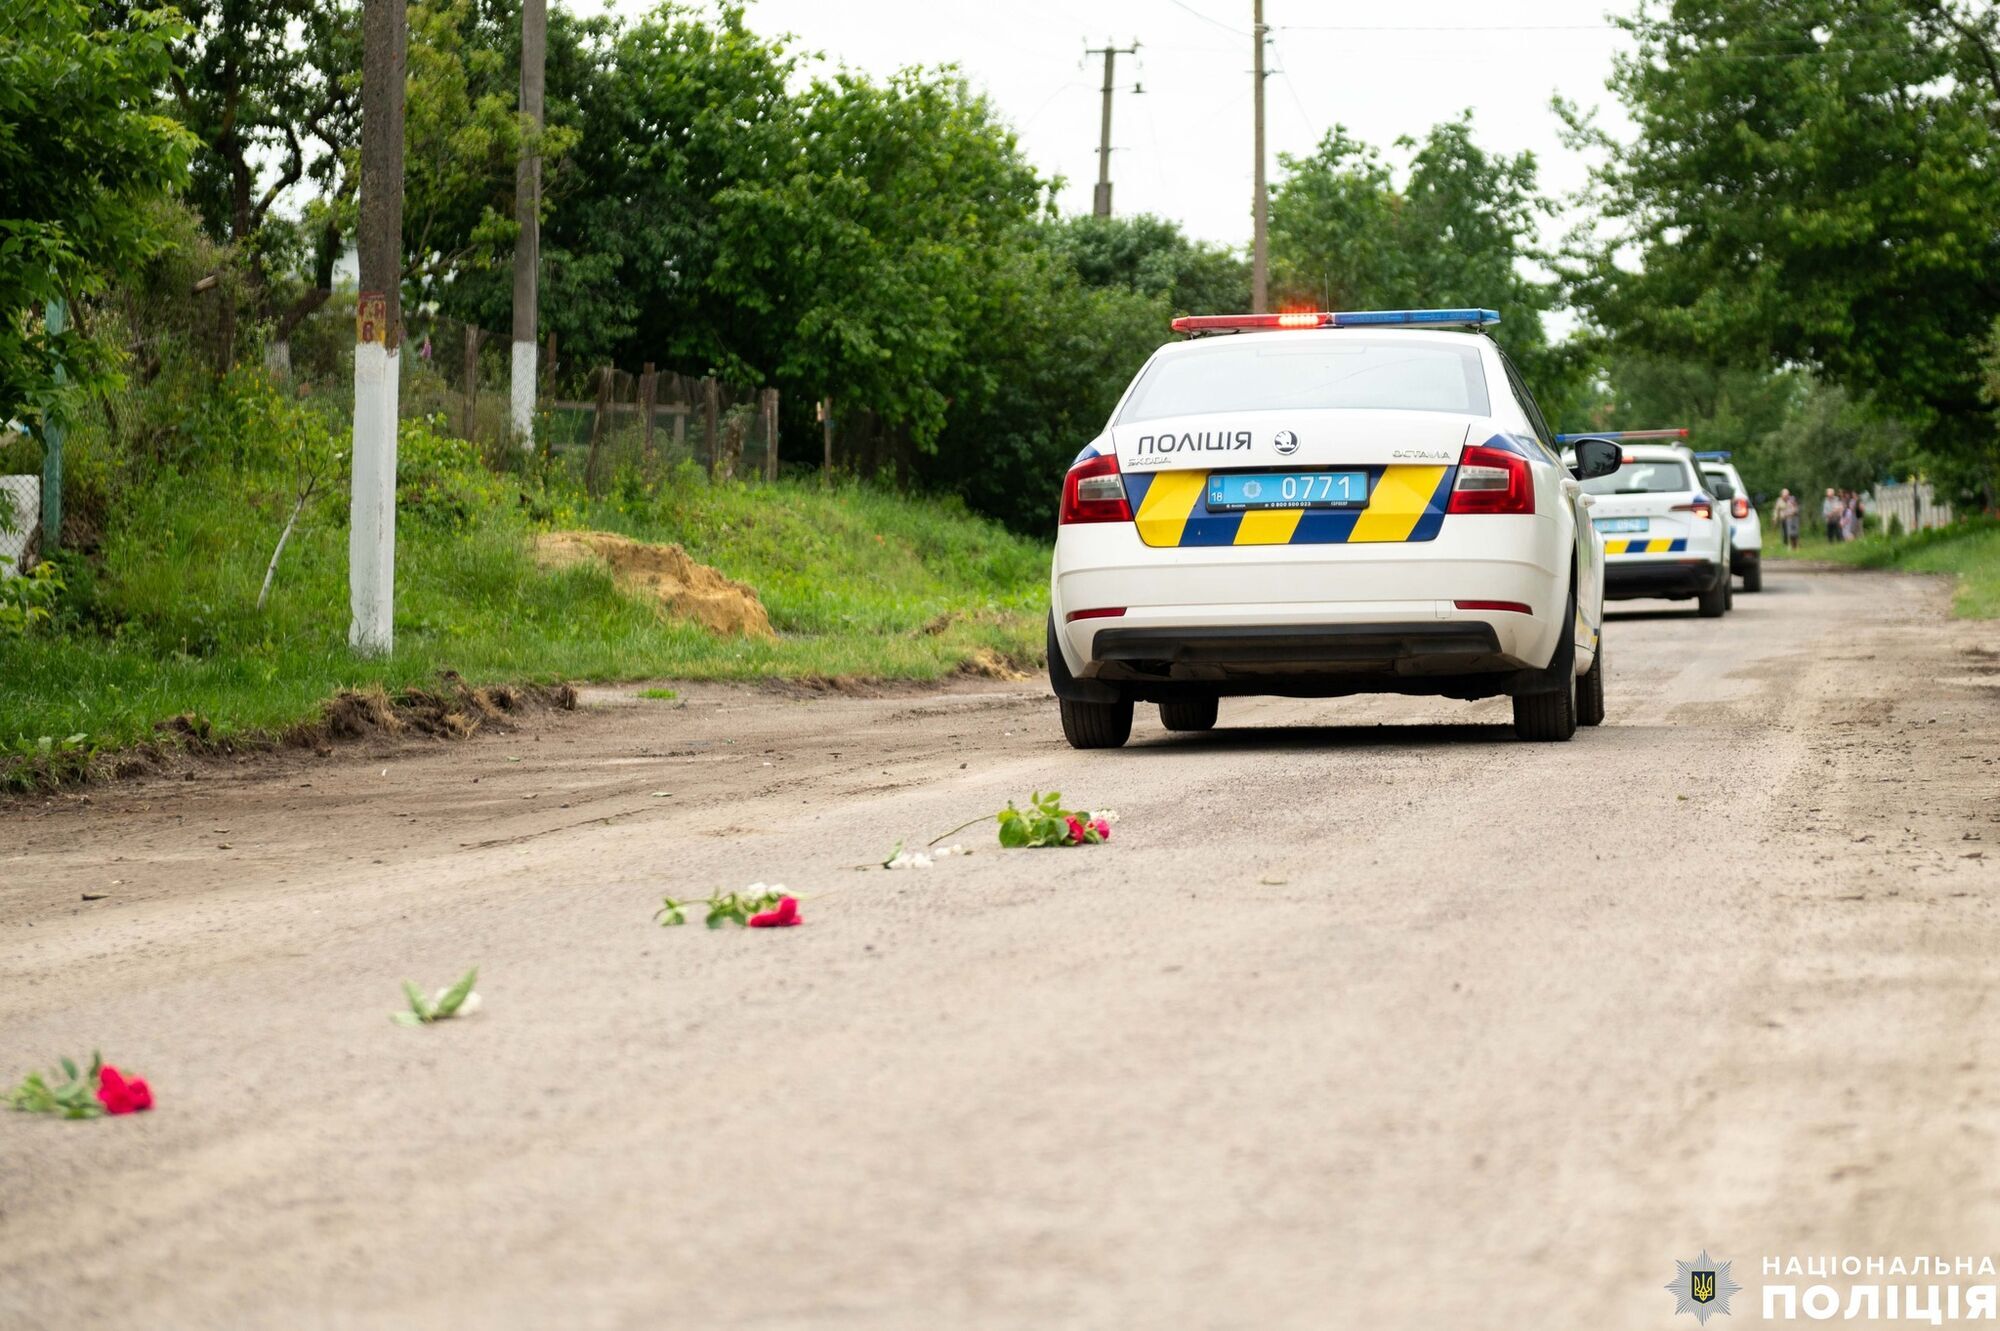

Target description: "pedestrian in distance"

left=1774, top=488, right=1801, bottom=550
left=1823, top=488, right=1843, bottom=543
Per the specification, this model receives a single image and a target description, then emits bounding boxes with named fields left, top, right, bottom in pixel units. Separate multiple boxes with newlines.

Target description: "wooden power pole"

left=1251, top=0, right=1270, bottom=312
left=349, top=0, right=406, bottom=656
left=510, top=0, right=547, bottom=447
left=1087, top=41, right=1140, bottom=218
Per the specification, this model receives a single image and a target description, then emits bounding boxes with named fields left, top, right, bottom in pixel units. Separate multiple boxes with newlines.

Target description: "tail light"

left=1446, top=443, right=1534, bottom=515
left=1731, top=496, right=1750, bottom=520
left=1059, top=453, right=1132, bottom=525
left=1673, top=499, right=1714, bottom=520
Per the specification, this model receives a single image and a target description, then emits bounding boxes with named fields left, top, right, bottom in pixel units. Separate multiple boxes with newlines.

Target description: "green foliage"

left=392, top=967, right=479, bottom=1026
left=1269, top=116, right=1580, bottom=416
left=656, top=887, right=787, bottom=928
left=1571, top=0, right=2000, bottom=504
left=5, top=1052, right=104, bottom=1119
left=0, top=0, right=195, bottom=433
left=0, top=561, right=66, bottom=636
left=995, top=791, right=1106, bottom=849
left=1045, top=213, right=1250, bottom=316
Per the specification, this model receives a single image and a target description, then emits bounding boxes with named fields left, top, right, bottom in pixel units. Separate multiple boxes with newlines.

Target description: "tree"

left=1268, top=116, right=1582, bottom=419
left=0, top=0, right=195, bottom=434
left=1044, top=214, right=1249, bottom=316
left=1569, top=0, right=2000, bottom=505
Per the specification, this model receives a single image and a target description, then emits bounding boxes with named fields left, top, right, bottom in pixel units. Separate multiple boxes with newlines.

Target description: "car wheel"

left=1697, top=571, right=1727, bottom=618
left=1577, top=637, right=1605, bottom=727
left=1060, top=696, right=1133, bottom=749
left=1159, top=696, right=1219, bottom=732
left=1741, top=553, right=1762, bottom=593
left=1513, top=587, right=1578, bottom=742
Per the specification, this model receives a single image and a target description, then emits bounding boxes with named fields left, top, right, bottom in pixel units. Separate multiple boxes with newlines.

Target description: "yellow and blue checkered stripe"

left=1122, top=464, right=1457, bottom=548
left=1602, top=537, right=1687, bottom=555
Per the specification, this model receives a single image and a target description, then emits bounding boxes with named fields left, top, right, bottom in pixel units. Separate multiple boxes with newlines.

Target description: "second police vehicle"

left=1696, top=450, right=1763, bottom=593
left=1554, top=429, right=1738, bottom=618
left=1048, top=308, right=1625, bottom=749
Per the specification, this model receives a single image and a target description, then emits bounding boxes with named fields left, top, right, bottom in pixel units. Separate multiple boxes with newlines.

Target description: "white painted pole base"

left=349, top=342, right=399, bottom=655
left=511, top=339, right=537, bottom=447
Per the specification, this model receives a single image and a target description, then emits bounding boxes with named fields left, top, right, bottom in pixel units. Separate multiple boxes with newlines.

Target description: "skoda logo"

left=1273, top=429, right=1300, bottom=455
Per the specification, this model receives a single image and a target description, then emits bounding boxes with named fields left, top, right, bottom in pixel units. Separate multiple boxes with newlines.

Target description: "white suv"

left=1563, top=437, right=1734, bottom=618
left=1697, top=452, right=1763, bottom=593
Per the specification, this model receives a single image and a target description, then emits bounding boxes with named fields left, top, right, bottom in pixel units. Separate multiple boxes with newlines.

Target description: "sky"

left=600, top=0, right=1642, bottom=254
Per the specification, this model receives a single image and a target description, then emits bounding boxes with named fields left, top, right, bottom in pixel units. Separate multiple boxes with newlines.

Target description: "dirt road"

left=3, top=565, right=1997, bottom=1329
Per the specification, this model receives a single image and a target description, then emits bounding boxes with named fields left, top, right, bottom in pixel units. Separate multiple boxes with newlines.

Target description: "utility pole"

left=1251, top=0, right=1270, bottom=312
left=349, top=0, right=406, bottom=656
left=510, top=0, right=547, bottom=447
left=40, top=298, right=64, bottom=556
left=1087, top=40, right=1140, bottom=218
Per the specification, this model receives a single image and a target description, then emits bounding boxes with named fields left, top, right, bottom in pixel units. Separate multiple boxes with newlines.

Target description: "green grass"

left=636, top=687, right=679, bottom=701
left=0, top=433, right=1049, bottom=781
left=1766, top=516, right=2000, bottom=617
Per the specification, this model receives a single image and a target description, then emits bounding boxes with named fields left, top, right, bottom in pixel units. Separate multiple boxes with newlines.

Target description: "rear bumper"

left=1730, top=547, right=1760, bottom=574
left=1062, top=620, right=1542, bottom=702
left=1605, top=558, right=1720, bottom=600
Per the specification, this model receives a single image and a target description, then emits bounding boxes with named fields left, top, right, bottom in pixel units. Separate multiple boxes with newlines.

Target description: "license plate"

left=1595, top=517, right=1648, bottom=533
left=1207, top=470, right=1369, bottom=510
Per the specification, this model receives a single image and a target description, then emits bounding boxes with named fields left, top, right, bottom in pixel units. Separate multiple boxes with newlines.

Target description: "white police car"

left=1558, top=431, right=1734, bottom=617
left=1696, top=451, right=1763, bottom=592
left=1048, top=309, right=1622, bottom=748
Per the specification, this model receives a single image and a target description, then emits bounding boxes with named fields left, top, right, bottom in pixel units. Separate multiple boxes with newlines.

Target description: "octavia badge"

left=1273, top=429, right=1300, bottom=455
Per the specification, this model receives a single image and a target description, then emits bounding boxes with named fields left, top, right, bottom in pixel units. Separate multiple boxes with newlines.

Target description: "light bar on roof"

left=1552, top=428, right=1691, bottom=443
left=1692, top=450, right=1733, bottom=461
left=1170, top=308, right=1501, bottom=335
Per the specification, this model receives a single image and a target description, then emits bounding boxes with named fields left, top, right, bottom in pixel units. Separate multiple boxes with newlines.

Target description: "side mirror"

left=1710, top=480, right=1736, bottom=501
left=1570, top=437, right=1622, bottom=481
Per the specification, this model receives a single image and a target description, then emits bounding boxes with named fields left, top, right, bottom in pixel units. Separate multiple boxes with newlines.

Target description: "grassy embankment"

left=0, top=390, right=1049, bottom=784
left=1765, top=515, right=2000, bottom=617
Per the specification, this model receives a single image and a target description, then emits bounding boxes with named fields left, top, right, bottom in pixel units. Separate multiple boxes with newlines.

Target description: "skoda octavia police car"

left=1696, top=450, right=1763, bottom=593
left=1048, top=309, right=1624, bottom=748
left=1556, top=431, right=1735, bottom=618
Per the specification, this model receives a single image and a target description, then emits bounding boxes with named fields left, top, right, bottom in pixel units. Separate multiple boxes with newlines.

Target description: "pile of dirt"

left=956, top=647, right=1032, bottom=681
left=533, top=531, right=774, bottom=638
left=307, top=674, right=577, bottom=747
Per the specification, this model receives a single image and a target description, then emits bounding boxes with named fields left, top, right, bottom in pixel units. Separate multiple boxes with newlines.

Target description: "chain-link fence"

left=0, top=474, right=37, bottom=576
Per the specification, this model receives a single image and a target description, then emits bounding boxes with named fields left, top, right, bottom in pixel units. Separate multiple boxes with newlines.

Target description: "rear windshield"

left=1582, top=458, right=1696, bottom=496
left=1118, top=335, right=1491, bottom=424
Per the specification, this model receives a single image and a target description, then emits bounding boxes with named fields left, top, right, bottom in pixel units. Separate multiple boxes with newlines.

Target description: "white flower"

left=1092, top=809, right=1120, bottom=825
left=886, top=850, right=932, bottom=870
left=932, top=844, right=966, bottom=858
left=434, top=987, right=482, bottom=1016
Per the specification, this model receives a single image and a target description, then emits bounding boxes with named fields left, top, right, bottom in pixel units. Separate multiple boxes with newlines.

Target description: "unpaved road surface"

left=4, top=566, right=1998, bottom=1329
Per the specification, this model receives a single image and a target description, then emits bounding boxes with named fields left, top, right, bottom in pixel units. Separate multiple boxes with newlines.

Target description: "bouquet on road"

left=6, top=1053, right=153, bottom=1118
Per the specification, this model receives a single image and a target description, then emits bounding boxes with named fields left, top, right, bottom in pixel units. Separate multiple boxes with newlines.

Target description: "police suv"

left=1048, top=309, right=1623, bottom=749
left=1556, top=430, right=1736, bottom=618
left=1696, top=450, right=1763, bottom=593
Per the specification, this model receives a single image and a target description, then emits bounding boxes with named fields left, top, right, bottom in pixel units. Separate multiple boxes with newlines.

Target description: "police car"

left=1556, top=430, right=1735, bottom=618
left=1048, top=308, right=1623, bottom=748
left=1696, top=451, right=1763, bottom=592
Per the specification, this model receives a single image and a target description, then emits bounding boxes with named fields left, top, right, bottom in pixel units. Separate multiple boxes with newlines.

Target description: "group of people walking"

left=1769, top=487, right=1866, bottom=549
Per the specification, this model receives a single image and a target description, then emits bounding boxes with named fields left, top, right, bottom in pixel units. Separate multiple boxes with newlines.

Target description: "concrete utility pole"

left=1087, top=41, right=1140, bottom=218
left=40, top=298, right=65, bottom=556
left=350, top=0, right=406, bottom=656
left=510, top=0, right=547, bottom=447
left=1251, top=0, right=1270, bottom=312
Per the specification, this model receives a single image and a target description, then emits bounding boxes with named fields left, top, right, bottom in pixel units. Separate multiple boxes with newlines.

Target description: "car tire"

left=1513, top=587, right=1578, bottom=742
left=1697, top=570, right=1728, bottom=618
left=1060, top=696, right=1133, bottom=749
left=1741, top=553, right=1762, bottom=593
left=1159, top=696, right=1219, bottom=732
left=1577, top=637, right=1605, bottom=727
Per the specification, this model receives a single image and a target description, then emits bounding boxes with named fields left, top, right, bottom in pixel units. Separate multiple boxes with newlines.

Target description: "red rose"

left=1065, top=816, right=1087, bottom=844
left=96, top=1064, right=152, bottom=1115
left=748, top=895, right=801, bottom=928
left=1093, top=818, right=1111, bottom=842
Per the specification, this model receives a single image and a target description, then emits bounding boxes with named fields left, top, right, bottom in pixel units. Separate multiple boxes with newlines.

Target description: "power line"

left=1166, top=0, right=1249, bottom=37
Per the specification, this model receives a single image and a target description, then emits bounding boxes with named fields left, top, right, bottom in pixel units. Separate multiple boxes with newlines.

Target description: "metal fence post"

left=40, top=297, right=65, bottom=555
